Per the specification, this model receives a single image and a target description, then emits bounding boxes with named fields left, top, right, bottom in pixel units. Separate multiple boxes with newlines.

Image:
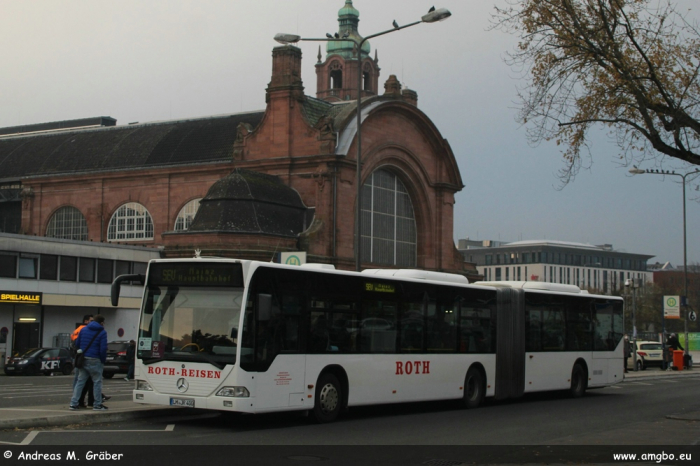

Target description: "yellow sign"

left=0, top=292, right=42, bottom=305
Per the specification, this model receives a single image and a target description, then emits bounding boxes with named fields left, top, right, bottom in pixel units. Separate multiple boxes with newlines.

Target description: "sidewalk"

left=0, top=368, right=698, bottom=431
left=0, top=399, right=179, bottom=430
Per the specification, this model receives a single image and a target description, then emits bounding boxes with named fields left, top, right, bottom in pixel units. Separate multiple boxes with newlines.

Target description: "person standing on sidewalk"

left=69, top=314, right=109, bottom=411
left=666, top=333, right=684, bottom=370
left=668, top=333, right=683, bottom=351
left=125, top=340, right=136, bottom=381
left=71, top=315, right=93, bottom=406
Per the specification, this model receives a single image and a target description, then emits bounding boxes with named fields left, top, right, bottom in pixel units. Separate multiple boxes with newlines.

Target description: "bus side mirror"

left=258, top=294, right=272, bottom=321
left=111, top=274, right=145, bottom=306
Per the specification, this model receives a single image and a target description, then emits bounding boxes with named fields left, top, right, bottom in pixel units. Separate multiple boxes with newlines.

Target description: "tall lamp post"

left=275, top=7, right=451, bottom=272
left=630, top=167, right=700, bottom=356
left=625, top=278, right=638, bottom=371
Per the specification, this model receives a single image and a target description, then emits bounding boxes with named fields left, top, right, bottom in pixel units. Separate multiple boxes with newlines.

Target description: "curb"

left=0, top=408, right=170, bottom=431
left=666, top=412, right=700, bottom=421
left=622, top=371, right=700, bottom=383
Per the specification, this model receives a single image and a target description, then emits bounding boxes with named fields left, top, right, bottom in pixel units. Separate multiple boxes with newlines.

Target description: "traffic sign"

left=664, top=296, right=681, bottom=319
left=690, top=311, right=697, bottom=322
left=280, top=251, right=306, bottom=266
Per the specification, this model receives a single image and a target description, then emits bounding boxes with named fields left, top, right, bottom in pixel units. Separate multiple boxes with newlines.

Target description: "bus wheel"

left=312, top=373, right=342, bottom=423
left=570, top=363, right=587, bottom=398
left=462, top=367, right=485, bottom=409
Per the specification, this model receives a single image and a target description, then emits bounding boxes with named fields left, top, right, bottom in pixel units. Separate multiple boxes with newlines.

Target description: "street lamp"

left=629, top=166, right=700, bottom=356
left=625, top=278, right=638, bottom=371
left=275, top=7, right=451, bottom=272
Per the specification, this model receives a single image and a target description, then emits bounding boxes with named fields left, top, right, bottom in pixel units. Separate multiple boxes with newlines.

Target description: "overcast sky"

left=1, top=0, right=698, bottom=266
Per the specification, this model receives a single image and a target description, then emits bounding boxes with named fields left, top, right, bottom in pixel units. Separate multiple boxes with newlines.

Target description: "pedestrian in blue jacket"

left=69, top=314, right=109, bottom=411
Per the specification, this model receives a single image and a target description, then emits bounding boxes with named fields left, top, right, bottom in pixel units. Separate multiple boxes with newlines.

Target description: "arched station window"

left=46, top=206, right=88, bottom=240
left=361, top=169, right=417, bottom=267
left=174, top=198, right=202, bottom=231
left=107, top=202, right=154, bottom=241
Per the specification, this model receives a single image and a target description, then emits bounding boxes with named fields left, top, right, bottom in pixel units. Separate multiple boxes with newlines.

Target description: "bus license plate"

left=170, top=397, right=194, bottom=407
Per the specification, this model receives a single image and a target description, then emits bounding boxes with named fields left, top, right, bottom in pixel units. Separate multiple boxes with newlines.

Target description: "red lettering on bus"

left=395, top=360, right=430, bottom=375
left=148, top=367, right=154, bottom=374
left=414, top=360, right=422, bottom=375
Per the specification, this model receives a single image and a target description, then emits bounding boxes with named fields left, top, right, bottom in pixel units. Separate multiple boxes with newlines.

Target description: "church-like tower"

left=315, top=1, right=380, bottom=102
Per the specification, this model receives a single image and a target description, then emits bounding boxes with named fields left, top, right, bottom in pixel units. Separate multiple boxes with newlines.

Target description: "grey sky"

left=1, top=0, right=697, bottom=266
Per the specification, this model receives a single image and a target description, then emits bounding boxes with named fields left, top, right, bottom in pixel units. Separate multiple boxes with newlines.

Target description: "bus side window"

left=360, top=300, right=397, bottom=353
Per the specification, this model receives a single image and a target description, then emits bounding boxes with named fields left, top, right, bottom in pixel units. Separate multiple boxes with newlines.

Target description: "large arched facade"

left=2, top=2, right=473, bottom=278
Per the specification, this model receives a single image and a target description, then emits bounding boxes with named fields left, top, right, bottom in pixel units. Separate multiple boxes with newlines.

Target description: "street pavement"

left=0, top=367, right=698, bottom=431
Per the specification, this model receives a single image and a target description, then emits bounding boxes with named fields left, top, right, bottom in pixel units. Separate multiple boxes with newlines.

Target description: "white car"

left=628, top=340, right=665, bottom=370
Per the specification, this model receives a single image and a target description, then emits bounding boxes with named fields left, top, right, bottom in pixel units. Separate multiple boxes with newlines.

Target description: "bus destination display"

left=149, top=263, right=243, bottom=287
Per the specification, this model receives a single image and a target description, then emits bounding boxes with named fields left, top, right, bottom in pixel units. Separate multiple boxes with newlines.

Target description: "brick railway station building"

left=0, top=1, right=470, bottom=276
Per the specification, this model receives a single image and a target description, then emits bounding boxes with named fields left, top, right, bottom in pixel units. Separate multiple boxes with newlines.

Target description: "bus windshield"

left=137, top=285, right=244, bottom=367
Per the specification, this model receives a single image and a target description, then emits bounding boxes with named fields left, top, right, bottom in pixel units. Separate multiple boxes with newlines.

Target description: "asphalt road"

left=0, top=373, right=698, bottom=446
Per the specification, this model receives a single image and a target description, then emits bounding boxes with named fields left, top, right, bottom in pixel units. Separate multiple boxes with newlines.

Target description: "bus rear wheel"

left=312, top=373, right=342, bottom=423
left=462, top=367, right=485, bottom=409
left=570, top=363, right=587, bottom=398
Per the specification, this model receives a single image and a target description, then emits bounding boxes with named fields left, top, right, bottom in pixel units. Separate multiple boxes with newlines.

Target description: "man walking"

left=69, top=314, right=109, bottom=411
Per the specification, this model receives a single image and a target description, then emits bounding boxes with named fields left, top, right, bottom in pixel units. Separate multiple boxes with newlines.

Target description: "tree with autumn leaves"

left=492, top=0, right=700, bottom=184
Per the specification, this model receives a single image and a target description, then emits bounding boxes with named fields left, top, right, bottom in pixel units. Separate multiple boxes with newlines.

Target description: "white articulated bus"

left=111, top=258, right=625, bottom=423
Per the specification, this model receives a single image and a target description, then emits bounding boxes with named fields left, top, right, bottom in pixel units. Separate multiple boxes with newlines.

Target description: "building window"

left=79, top=258, right=95, bottom=283
left=40, top=255, right=58, bottom=280
left=19, top=256, right=37, bottom=279
left=174, top=199, right=202, bottom=231
left=107, top=203, right=154, bottom=241
left=46, top=206, right=88, bottom=241
left=361, top=169, right=417, bottom=267
left=0, top=254, right=16, bottom=278
left=97, top=259, right=113, bottom=284
left=60, top=256, right=77, bottom=282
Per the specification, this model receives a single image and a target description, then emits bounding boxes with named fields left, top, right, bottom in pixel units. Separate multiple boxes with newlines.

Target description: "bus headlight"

left=136, top=380, right=153, bottom=391
left=216, top=386, right=250, bottom=397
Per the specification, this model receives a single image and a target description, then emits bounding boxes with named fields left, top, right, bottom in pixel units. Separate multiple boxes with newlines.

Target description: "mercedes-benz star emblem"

left=176, top=378, right=189, bottom=393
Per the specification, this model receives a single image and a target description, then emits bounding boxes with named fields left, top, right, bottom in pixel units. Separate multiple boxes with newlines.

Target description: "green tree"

left=492, top=0, right=700, bottom=185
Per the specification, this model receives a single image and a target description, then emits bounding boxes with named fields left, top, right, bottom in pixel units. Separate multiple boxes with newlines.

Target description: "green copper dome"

left=326, top=0, right=371, bottom=60
left=338, top=0, right=359, bottom=17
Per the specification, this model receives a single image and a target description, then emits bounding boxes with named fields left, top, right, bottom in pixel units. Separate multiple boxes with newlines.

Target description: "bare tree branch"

left=491, top=0, right=700, bottom=185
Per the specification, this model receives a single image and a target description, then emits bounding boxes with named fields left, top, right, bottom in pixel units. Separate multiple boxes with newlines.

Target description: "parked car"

left=4, top=347, right=73, bottom=376
left=103, top=340, right=131, bottom=378
left=628, top=340, right=664, bottom=370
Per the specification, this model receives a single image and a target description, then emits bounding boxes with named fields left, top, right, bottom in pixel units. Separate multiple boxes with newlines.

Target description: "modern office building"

left=458, top=238, right=654, bottom=294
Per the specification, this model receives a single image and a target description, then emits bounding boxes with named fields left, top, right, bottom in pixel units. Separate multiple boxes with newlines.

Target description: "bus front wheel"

left=570, top=363, right=587, bottom=398
left=312, top=373, right=342, bottom=423
left=462, top=367, right=485, bottom=409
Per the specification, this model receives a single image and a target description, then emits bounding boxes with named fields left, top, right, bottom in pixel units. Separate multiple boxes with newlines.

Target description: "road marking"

left=0, top=425, right=175, bottom=445
left=607, top=385, right=623, bottom=389
left=628, top=382, right=653, bottom=385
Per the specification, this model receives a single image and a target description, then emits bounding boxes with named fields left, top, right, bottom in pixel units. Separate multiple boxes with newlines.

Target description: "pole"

left=352, top=21, right=421, bottom=272
left=629, top=167, right=699, bottom=360
left=632, top=281, right=638, bottom=371
left=662, top=306, right=667, bottom=370
left=681, top=173, right=688, bottom=357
